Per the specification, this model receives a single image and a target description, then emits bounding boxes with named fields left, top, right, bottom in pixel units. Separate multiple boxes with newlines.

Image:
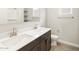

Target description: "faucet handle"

left=9, top=27, right=17, bottom=37
left=13, top=27, right=17, bottom=36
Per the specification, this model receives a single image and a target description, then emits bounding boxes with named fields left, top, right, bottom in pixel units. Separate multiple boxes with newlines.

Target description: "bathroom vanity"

left=0, top=27, right=51, bottom=51
left=18, top=30, right=51, bottom=51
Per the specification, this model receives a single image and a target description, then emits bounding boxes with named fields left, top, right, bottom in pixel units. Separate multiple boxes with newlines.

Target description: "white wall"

left=46, top=8, right=79, bottom=46
left=39, top=8, right=46, bottom=27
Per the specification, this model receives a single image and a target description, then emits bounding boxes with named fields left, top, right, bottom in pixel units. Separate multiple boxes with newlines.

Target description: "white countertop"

left=0, top=27, right=51, bottom=51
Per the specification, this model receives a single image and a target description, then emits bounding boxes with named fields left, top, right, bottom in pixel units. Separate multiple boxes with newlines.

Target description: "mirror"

left=0, top=8, right=40, bottom=24
left=0, top=8, right=46, bottom=33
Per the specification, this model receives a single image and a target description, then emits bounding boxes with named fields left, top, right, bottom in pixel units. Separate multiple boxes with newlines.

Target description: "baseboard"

left=57, top=39, right=79, bottom=48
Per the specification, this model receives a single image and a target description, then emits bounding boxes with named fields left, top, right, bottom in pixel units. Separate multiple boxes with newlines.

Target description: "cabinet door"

left=47, top=37, right=51, bottom=50
left=40, top=30, right=51, bottom=51
left=41, top=39, right=47, bottom=51
left=32, top=44, right=40, bottom=51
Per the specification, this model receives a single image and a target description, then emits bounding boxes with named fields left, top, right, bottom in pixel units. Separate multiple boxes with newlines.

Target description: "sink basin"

left=25, top=32, right=39, bottom=37
left=24, top=30, right=41, bottom=37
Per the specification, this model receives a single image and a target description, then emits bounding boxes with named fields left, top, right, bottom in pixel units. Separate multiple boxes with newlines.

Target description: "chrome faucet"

left=10, top=27, right=17, bottom=37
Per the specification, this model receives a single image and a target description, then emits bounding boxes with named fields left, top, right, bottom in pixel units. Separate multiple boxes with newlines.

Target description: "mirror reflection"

left=0, top=8, right=40, bottom=24
left=24, top=8, right=40, bottom=22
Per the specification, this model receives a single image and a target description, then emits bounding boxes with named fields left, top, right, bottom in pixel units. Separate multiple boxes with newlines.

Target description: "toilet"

left=51, top=34, right=59, bottom=46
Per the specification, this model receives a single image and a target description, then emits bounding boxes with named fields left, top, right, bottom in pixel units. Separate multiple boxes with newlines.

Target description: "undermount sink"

left=24, top=29, right=45, bottom=37
left=23, top=28, right=43, bottom=37
left=25, top=32, right=39, bottom=38
left=0, top=34, right=34, bottom=49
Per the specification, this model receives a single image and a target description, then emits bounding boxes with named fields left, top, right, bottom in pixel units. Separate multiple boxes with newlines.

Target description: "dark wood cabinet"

left=47, top=36, right=51, bottom=50
left=40, top=38, right=47, bottom=51
left=32, top=44, right=40, bottom=51
left=40, top=30, right=51, bottom=51
left=18, top=30, right=51, bottom=51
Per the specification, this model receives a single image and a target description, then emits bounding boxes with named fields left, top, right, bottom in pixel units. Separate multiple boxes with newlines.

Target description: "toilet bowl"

left=51, top=34, right=59, bottom=46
